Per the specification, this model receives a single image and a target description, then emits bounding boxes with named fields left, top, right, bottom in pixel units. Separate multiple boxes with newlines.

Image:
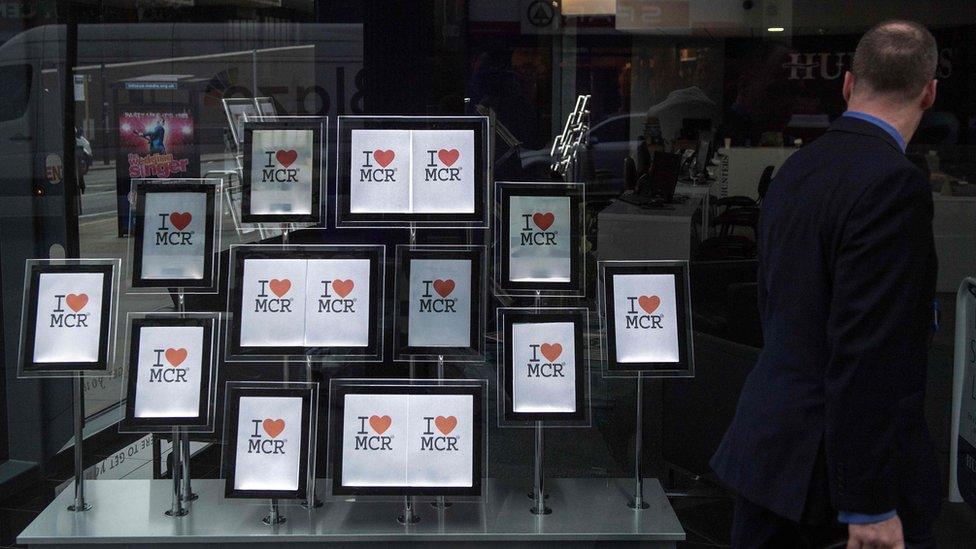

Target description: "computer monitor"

left=694, top=130, right=714, bottom=176
left=648, top=151, right=682, bottom=202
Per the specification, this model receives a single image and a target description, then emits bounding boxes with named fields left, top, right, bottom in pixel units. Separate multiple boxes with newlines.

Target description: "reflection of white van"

left=0, top=23, right=363, bottom=199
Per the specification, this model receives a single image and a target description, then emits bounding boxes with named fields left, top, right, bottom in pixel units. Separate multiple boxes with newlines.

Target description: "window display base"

left=18, top=478, right=684, bottom=547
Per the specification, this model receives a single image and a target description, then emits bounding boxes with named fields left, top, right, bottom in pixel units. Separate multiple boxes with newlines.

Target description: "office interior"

left=0, top=1, right=974, bottom=547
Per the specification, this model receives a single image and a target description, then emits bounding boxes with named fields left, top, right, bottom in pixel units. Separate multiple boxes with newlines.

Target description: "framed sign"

left=495, top=181, right=584, bottom=296
left=393, top=246, right=486, bottom=362
left=18, top=259, right=120, bottom=377
left=497, top=308, right=590, bottom=426
left=226, top=244, right=385, bottom=362
left=119, top=313, right=217, bottom=432
left=222, top=382, right=317, bottom=500
left=241, top=118, right=325, bottom=224
left=598, top=260, right=694, bottom=377
left=222, top=97, right=260, bottom=146
left=128, top=179, right=220, bottom=292
left=335, top=116, right=489, bottom=229
left=328, top=379, right=486, bottom=498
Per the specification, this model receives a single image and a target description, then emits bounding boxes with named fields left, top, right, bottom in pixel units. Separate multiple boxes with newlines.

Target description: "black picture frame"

left=227, top=245, right=384, bottom=360
left=329, top=383, right=485, bottom=497
left=335, top=116, right=489, bottom=228
left=393, top=247, right=484, bottom=360
left=21, top=264, right=115, bottom=373
left=130, top=181, right=217, bottom=289
left=241, top=119, right=323, bottom=224
left=601, top=262, right=694, bottom=377
left=222, top=385, right=313, bottom=500
left=120, top=317, right=215, bottom=431
left=501, top=311, right=588, bottom=422
left=497, top=183, right=584, bottom=295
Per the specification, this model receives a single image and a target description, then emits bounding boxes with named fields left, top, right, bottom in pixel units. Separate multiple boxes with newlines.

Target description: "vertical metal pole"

left=263, top=498, right=285, bottom=526
left=629, top=373, right=649, bottom=510
left=175, top=289, right=197, bottom=503
left=165, top=427, right=187, bottom=517
left=529, top=290, right=550, bottom=514
left=281, top=229, right=291, bottom=382
left=530, top=419, right=550, bottom=515
left=400, top=224, right=419, bottom=524
left=431, top=355, right=451, bottom=509
left=302, top=355, right=322, bottom=509
left=67, top=376, right=90, bottom=511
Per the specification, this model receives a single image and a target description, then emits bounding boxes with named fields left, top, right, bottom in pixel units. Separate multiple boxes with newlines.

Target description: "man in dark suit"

left=711, top=21, right=940, bottom=549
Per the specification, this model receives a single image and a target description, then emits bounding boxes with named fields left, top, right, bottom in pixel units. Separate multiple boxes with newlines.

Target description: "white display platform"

left=19, top=478, right=684, bottom=547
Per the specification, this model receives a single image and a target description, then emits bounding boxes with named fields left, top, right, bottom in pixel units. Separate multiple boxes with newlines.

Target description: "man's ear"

left=842, top=71, right=855, bottom=103
left=919, top=79, right=938, bottom=110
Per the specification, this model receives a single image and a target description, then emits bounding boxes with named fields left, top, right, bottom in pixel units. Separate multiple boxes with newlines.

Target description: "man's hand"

left=847, top=514, right=904, bottom=549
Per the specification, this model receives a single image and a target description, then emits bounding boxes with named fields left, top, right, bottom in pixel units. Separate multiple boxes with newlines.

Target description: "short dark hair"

left=852, top=20, right=937, bottom=100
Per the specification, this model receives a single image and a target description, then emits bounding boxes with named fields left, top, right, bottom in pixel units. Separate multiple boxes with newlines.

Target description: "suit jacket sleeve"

left=824, top=166, right=934, bottom=514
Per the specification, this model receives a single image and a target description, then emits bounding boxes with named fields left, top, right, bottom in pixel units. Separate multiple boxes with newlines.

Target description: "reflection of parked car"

left=521, top=113, right=644, bottom=189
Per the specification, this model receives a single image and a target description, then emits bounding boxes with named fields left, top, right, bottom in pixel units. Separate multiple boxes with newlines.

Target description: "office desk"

left=596, top=197, right=703, bottom=261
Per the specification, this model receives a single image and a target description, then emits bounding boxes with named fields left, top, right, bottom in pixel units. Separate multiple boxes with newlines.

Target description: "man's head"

left=843, top=20, right=938, bottom=113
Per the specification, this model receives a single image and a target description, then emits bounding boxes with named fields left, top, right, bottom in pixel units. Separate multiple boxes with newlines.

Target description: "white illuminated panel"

left=611, top=273, right=680, bottom=363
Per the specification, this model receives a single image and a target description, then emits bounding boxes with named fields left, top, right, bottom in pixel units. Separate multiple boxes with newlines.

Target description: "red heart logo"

left=437, top=148, right=460, bottom=167
left=275, top=149, right=298, bottom=168
left=435, top=415, right=457, bottom=435
left=432, top=279, right=455, bottom=298
left=369, top=415, right=392, bottom=435
left=169, top=212, right=192, bottom=231
left=373, top=149, right=395, bottom=168
left=165, top=348, right=187, bottom=367
left=540, top=343, right=562, bottom=363
left=638, top=295, right=661, bottom=315
left=262, top=418, right=285, bottom=438
left=269, top=279, right=291, bottom=298
left=66, top=293, right=88, bottom=312
left=532, top=212, right=555, bottom=231
left=332, top=279, right=354, bottom=298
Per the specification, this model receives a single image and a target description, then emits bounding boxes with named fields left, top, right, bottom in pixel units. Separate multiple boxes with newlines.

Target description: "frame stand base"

left=628, top=499, right=650, bottom=510
left=526, top=491, right=549, bottom=500
left=396, top=513, right=421, bottom=525
left=164, top=508, right=188, bottom=517
left=67, top=503, right=91, bottom=513
left=182, top=492, right=198, bottom=502
left=530, top=504, right=552, bottom=515
left=300, top=498, right=323, bottom=509
left=262, top=514, right=286, bottom=526
left=429, top=499, right=452, bottom=508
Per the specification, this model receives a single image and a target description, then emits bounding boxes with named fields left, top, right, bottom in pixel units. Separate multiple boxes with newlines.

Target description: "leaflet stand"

left=597, top=260, right=695, bottom=511
left=17, top=259, right=121, bottom=514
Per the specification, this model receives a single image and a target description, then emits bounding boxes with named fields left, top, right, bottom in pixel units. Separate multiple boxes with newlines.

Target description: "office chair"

left=695, top=165, right=774, bottom=260
left=710, top=164, right=774, bottom=237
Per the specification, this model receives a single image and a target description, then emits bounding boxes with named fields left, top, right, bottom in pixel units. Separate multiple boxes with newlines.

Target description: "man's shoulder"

left=777, top=131, right=923, bottom=190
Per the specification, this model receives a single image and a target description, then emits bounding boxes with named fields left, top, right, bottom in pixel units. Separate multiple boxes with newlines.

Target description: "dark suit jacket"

left=710, top=116, right=940, bottom=531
